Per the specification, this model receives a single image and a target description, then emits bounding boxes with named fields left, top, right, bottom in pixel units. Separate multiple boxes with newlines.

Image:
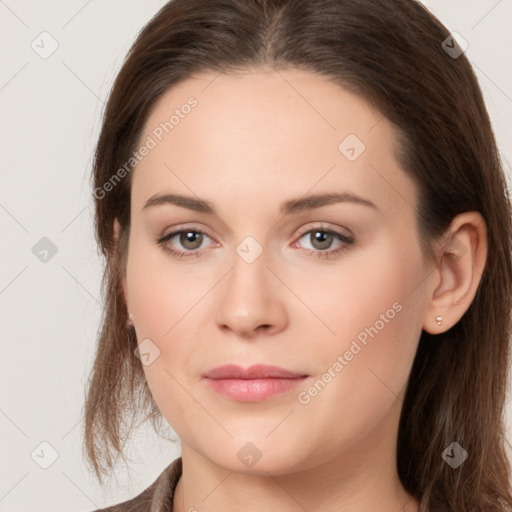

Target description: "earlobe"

left=113, top=217, right=122, bottom=243
left=422, top=211, right=488, bottom=334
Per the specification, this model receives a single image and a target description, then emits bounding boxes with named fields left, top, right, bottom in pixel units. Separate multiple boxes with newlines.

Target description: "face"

left=120, top=67, right=431, bottom=475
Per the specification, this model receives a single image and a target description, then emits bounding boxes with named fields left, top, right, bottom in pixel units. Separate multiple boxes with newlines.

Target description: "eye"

left=294, top=226, right=354, bottom=258
left=156, top=228, right=216, bottom=258
left=156, top=224, right=354, bottom=260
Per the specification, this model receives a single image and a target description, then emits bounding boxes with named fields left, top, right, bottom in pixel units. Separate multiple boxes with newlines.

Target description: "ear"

left=113, top=217, right=129, bottom=308
left=422, top=211, right=488, bottom=334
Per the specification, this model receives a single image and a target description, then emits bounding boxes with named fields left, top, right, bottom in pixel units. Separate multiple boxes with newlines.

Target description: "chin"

left=195, top=437, right=313, bottom=476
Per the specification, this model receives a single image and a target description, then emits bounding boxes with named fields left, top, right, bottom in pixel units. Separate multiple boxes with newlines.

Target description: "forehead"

left=131, top=67, right=417, bottom=221
left=143, top=66, right=387, bottom=146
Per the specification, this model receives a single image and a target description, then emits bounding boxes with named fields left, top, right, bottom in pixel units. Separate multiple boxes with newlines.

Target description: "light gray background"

left=1, top=1, right=511, bottom=511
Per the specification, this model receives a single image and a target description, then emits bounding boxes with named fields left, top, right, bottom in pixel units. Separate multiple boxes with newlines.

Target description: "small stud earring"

left=128, top=312, right=134, bottom=319
left=436, top=315, right=442, bottom=326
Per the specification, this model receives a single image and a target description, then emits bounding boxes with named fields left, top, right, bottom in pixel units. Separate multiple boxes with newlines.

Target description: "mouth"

left=202, top=364, right=310, bottom=402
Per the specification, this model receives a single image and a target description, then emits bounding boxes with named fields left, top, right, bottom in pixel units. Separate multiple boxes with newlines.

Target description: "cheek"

left=293, top=248, right=425, bottom=450
left=290, top=234, right=424, bottom=353
left=126, top=234, right=209, bottom=337
left=305, top=237, right=425, bottom=399
left=141, top=359, right=207, bottom=446
left=126, top=236, right=207, bottom=419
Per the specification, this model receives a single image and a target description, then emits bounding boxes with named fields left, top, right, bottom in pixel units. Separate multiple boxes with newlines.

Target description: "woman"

left=84, top=0, right=512, bottom=510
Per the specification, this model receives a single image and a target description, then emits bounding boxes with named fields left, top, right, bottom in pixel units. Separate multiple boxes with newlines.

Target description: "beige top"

left=93, top=457, right=182, bottom=512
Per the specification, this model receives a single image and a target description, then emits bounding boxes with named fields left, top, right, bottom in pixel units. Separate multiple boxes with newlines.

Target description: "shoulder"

left=90, top=457, right=182, bottom=512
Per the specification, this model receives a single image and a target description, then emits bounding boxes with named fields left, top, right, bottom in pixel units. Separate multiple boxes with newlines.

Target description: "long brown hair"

left=84, top=0, right=512, bottom=509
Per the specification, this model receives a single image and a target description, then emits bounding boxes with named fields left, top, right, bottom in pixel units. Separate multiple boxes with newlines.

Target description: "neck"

left=173, top=454, right=419, bottom=512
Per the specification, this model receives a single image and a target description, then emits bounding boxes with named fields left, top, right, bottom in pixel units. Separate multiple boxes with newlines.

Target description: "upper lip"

left=203, top=364, right=307, bottom=380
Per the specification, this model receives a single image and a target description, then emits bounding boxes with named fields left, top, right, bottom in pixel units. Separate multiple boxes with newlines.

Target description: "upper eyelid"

left=160, top=223, right=216, bottom=239
left=295, top=222, right=352, bottom=238
left=161, top=221, right=350, bottom=235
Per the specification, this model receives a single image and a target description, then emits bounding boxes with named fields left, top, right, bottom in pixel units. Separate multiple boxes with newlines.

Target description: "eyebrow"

left=142, top=191, right=379, bottom=215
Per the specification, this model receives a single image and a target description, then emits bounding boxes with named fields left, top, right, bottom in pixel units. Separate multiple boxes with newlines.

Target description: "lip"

left=202, top=364, right=309, bottom=402
left=203, top=364, right=306, bottom=380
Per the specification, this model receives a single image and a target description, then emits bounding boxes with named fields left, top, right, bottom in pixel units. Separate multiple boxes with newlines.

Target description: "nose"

left=215, top=247, right=288, bottom=338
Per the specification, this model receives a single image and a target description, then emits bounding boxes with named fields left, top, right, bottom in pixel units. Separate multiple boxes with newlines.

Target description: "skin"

left=114, top=66, right=487, bottom=512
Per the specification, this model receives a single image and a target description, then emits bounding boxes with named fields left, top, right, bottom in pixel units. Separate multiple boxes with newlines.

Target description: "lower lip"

left=204, top=377, right=308, bottom=402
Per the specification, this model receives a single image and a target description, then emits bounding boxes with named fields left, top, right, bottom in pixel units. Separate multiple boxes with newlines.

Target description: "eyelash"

left=156, top=224, right=355, bottom=260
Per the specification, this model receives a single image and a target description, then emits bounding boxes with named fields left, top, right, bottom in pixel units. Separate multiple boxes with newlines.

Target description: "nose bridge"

left=215, top=238, right=287, bottom=335
left=231, top=239, right=268, bottom=293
